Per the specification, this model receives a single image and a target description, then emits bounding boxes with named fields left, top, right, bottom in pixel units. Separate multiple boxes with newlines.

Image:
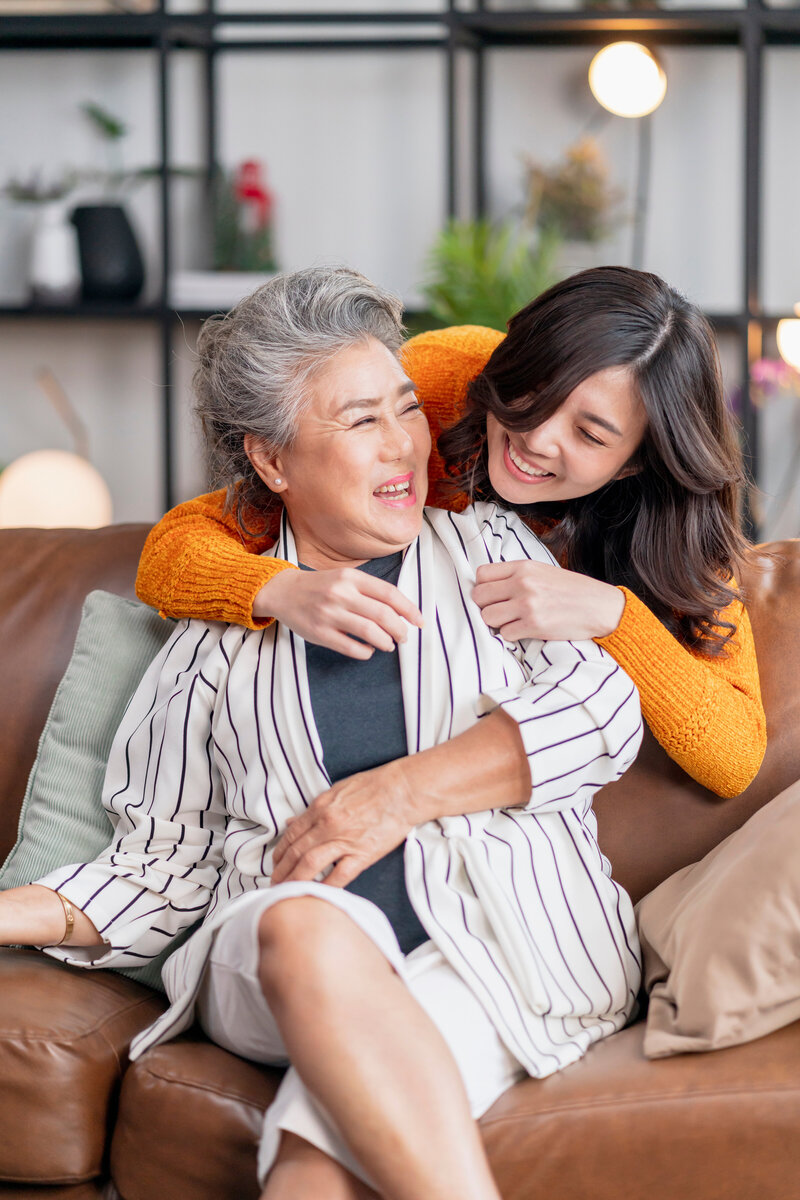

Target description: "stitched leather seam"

left=480, top=1082, right=800, bottom=1127
left=136, top=1062, right=275, bottom=1111
left=0, top=995, right=163, bottom=1046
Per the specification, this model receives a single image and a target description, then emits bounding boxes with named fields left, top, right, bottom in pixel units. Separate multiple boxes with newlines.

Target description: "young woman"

left=1, top=268, right=643, bottom=1200
left=137, top=266, right=765, bottom=798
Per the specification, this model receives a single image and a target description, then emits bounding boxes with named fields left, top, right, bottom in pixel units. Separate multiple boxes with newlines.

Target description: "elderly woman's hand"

left=472, top=560, right=626, bottom=643
left=270, top=759, right=419, bottom=887
left=254, top=567, right=424, bottom=660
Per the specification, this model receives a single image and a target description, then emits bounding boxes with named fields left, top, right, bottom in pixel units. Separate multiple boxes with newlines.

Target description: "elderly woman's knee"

left=257, top=897, right=361, bottom=999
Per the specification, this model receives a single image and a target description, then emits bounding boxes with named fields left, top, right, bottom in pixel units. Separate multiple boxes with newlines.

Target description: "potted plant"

left=524, top=137, right=623, bottom=276
left=0, top=171, right=82, bottom=305
left=420, top=218, right=561, bottom=332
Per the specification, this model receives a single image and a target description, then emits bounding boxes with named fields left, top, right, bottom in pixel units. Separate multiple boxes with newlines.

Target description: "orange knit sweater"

left=136, top=325, right=766, bottom=799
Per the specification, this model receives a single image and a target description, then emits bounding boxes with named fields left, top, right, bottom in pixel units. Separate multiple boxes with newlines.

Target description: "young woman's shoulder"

left=403, top=326, right=504, bottom=509
left=402, top=326, right=504, bottom=420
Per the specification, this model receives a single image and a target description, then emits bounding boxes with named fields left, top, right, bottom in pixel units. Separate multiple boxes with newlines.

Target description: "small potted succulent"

left=1, top=171, right=82, bottom=305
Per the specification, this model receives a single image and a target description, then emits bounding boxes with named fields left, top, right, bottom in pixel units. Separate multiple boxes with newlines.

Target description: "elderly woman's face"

left=252, top=338, right=431, bottom=569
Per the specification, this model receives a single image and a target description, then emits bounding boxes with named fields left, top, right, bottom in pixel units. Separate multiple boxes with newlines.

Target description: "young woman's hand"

left=270, top=759, right=417, bottom=888
left=472, top=561, right=626, bottom=642
left=253, top=567, right=424, bottom=660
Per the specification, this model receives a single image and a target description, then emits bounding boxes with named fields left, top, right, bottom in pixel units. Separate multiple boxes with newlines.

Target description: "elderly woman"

left=0, top=268, right=642, bottom=1200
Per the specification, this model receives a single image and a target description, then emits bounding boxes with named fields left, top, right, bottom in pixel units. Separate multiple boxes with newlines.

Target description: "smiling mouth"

left=505, top=437, right=555, bottom=480
left=373, top=474, right=416, bottom=507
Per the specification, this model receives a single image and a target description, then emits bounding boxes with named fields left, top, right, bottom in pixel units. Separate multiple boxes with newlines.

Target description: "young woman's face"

left=485, top=365, right=649, bottom=505
left=253, top=338, right=431, bottom=569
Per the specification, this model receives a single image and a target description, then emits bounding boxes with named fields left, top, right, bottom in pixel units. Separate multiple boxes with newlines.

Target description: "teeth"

left=376, top=482, right=410, bottom=495
left=508, top=443, right=552, bottom=478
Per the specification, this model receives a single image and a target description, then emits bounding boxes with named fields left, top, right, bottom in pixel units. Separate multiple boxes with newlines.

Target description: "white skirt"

left=194, top=880, right=524, bottom=1188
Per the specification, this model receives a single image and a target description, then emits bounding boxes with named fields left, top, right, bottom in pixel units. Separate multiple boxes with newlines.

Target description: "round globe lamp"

left=777, top=319, right=800, bottom=369
left=777, top=315, right=800, bottom=373
left=588, top=42, right=667, bottom=118
left=0, top=450, right=113, bottom=528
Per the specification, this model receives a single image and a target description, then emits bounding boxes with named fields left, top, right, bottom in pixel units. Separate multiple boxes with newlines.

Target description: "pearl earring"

left=274, top=478, right=282, bottom=485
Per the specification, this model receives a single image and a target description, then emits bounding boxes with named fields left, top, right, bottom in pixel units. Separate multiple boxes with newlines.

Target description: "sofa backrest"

left=0, top=526, right=797, bottom=903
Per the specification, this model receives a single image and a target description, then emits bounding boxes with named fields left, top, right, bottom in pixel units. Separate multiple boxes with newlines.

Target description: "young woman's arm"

left=596, top=588, right=765, bottom=799
left=135, top=325, right=502, bottom=635
left=134, top=489, right=287, bottom=628
left=472, top=560, right=766, bottom=798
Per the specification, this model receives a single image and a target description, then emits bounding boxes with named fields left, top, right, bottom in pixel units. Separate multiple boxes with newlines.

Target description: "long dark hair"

left=438, top=266, right=750, bottom=653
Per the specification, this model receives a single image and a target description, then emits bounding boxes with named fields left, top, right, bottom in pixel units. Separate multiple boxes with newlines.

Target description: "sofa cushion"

left=111, top=1037, right=282, bottom=1200
left=636, top=777, right=800, bottom=1058
left=481, top=1019, right=800, bottom=1200
left=0, top=589, right=175, bottom=992
left=110, top=1019, right=800, bottom=1200
left=0, top=949, right=165, bottom=1185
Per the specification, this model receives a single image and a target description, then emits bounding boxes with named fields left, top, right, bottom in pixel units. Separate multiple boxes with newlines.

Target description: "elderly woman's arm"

left=272, top=635, right=641, bottom=887
left=2, top=623, right=228, bottom=968
left=0, top=885, right=102, bottom=948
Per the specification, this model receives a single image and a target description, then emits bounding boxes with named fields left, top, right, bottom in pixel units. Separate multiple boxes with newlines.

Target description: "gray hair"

left=194, top=265, right=405, bottom=527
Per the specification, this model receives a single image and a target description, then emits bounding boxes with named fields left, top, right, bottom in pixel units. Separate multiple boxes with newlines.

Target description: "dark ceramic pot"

left=71, top=204, right=145, bottom=302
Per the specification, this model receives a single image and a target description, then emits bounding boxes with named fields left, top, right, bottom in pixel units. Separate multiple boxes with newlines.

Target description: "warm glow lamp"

left=588, top=42, right=667, bottom=119
left=0, top=449, right=113, bottom=528
left=776, top=305, right=800, bottom=372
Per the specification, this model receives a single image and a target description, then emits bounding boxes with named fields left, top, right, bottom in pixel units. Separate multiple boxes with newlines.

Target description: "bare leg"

left=260, top=1132, right=378, bottom=1200
left=258, top=897, right=501, bottom=1200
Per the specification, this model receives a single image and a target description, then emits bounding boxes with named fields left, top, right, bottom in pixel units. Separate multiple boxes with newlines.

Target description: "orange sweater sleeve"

left=596, top=587, right=766, bottom=798
left=401, top=324, right=505, bottom=509
left=135, top=325, right=502, bottom=628
left=134, top=490, right=295, bottom=629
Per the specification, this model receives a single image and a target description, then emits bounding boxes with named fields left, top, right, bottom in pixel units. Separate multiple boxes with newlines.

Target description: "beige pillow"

left=636, top=779, right=800, bottom=1058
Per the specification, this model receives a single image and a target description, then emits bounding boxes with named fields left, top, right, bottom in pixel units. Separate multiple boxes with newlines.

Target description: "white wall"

left=0, top=31, right=799, bottom=531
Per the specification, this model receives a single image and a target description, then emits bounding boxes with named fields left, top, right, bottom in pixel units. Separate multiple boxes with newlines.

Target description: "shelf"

left=0, top=301, right=164, bottom=319
left=0, top=13, right=166, bottom=49
left=3, top=6, right=800, bottom=52
left=455, top=9, right=746, bottom=49
left=0, top=1, right=781, bottom=515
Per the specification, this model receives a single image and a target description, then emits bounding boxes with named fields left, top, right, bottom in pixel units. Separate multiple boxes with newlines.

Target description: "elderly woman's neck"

left=291, top=526, right=414, bottom=572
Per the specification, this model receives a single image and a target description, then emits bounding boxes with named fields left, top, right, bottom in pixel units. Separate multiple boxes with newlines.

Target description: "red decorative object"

left=233, top=160, right=273, bottom=235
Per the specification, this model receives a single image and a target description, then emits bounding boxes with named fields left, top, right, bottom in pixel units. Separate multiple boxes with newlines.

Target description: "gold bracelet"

left=54, top=891, right=75, bottom=946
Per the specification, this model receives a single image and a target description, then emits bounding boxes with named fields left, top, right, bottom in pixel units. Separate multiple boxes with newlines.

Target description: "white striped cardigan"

left=40, top=502, right=644, bottom=1075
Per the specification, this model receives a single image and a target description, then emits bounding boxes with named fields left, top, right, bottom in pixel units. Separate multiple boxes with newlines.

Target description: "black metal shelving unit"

left=2, top=0, right=797, bottom=517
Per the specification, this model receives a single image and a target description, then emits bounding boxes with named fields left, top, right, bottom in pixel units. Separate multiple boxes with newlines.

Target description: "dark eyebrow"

left=578, top=410, right=623, bottom=438
left=335, top=378, right=416, bottom=417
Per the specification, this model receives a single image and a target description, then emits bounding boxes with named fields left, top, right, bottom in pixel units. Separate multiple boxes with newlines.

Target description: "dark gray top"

left=302, top=552, right=429, bottom=956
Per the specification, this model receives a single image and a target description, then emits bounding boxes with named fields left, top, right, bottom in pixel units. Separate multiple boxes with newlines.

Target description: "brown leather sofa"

left=1, top=525, right=798, bottom=1200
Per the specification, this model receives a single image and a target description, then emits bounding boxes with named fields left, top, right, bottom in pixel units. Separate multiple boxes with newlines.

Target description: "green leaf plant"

left=420, top=218, right=562, bottom=332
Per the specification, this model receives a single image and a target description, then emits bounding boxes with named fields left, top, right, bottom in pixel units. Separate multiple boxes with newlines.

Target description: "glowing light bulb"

left=777, top=317, right=800, bottom=373
left=0, top=450, right=112, bottom=528
left=589, top=42, right=667, bottom=119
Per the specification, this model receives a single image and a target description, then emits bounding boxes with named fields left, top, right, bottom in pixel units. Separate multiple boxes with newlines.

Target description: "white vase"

left=29, top=202, right=81, bottom=305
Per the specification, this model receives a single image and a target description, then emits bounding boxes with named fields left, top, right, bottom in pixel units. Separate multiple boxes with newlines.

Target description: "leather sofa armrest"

left=0, top=949, right=166, bottom=1187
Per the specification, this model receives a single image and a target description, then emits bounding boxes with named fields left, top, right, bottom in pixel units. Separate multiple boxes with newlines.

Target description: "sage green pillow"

left=0, top=589, right=182, bottom=992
